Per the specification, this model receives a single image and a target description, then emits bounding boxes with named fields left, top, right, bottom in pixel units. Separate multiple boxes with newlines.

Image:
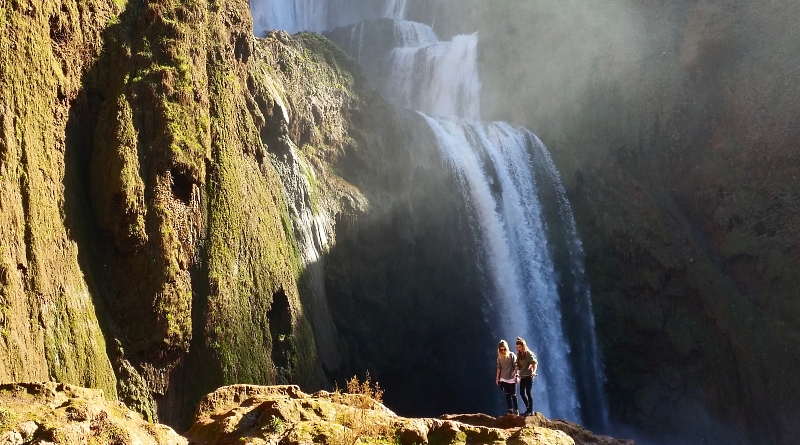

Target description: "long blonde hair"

left=497, top=340, right=511, bottom=358
left=516, top=337, right=531, bottom=353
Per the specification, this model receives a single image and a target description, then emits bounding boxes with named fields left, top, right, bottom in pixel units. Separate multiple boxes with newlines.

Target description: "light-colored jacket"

left=497, top=352, right=517, bottom=382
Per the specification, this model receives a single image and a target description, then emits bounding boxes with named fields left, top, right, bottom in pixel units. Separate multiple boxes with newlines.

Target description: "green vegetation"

left=0, top=407, right=19, bottom=434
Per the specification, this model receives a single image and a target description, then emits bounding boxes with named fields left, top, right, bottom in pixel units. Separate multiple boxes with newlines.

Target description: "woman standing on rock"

left=495, top=340, right=519, bottom=415
left=515, top=337, right=538, bottom=416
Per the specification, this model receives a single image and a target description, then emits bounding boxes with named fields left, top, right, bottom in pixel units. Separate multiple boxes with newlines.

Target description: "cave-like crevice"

left=267, top=288, right=293, bottom=382
left=170, top=167, right=193, bottom=205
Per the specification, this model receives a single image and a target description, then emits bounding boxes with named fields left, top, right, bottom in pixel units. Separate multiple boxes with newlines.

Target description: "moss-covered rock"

left=0, top=382, right=185, bottom=444
left=184, top=384, right=616, bottom=445
left=0, top=0, right=119, bottom=397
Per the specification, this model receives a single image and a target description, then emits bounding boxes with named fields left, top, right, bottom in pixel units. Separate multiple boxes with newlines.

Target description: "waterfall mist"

left=400, top=2, right=800, bottom=445
left=250, top=0, right=611, bottom=430
left=250, top=0, right=800, bottom=444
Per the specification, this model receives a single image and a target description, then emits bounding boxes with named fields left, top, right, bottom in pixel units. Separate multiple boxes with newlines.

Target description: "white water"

left=340, top=20, right=480, bottom=119
left=384, top=0, right=408, bottom=19
left=250, top=0, right=406, bottom=35
left=422, top=116, right=583, bottom=420
left=389, top=33, right=481, bottom=118
left=529, top=132, right=611, bottom=427
left=253, top=1, right=609, bottom=427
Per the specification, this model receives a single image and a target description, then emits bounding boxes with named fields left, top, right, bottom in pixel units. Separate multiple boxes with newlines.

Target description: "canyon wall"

left=0, top=0, right=346, bottom=427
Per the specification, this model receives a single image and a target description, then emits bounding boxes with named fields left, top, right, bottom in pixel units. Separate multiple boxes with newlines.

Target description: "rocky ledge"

left=0, top=383, right=634, bottom=445
left=184, top=385, right=634, bottom=445
left=0, top=382, right=185, bottom=444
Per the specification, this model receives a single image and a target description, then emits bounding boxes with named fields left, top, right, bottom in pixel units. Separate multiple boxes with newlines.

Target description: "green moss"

left=0, top=407, right=20, bottom=434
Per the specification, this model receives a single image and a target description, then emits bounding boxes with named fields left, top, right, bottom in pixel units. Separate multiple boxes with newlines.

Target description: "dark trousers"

left=519, top=376, right=533, bottom=412
left=500, top=381, right=518, bottom=411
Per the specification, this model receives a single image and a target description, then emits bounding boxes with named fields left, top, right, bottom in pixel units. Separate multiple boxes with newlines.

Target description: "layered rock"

left=0, top=382, right=635, bottom=445
left=0, top=0, right=119, bottom=398
left=0, top=0, right=377, bottom=427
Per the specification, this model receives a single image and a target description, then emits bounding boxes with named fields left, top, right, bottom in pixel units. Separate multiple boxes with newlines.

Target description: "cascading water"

left=332, top=20, right=480, bottom=119
left=251, top=0, right=609, bottom=429
left=421, top=116, right=583, bottom=421
left=250, top=0, right=406, bottom=35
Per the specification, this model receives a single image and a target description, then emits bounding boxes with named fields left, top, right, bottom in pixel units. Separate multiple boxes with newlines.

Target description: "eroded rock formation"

left=0, top=382, right=185, bottom=444
left=185, top=384, right=631, bottom=445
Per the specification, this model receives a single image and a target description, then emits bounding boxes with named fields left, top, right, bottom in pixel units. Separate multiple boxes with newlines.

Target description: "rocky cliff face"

left=1, top=0, right=503, bottom=429
left=0, top=0, right=121, bottom=399
left=0, top=0, right=398, bottom=428
left=405, top=0, right=800, bottom=443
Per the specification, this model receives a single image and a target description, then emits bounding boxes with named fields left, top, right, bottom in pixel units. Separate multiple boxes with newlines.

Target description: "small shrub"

left=345, top=371, right=384, bottom=406
left=0, top=408, right=19, bottom=433
left=329, top=372, right=393, bottom=445
left=262, top=415, right=285, bottom=434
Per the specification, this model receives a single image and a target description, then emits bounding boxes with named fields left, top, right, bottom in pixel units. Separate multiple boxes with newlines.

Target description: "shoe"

left=506, top=409, right=514, bottom=415
left=512, top=409, right=519, bottom=416
left=523, top=410, right=532, bottom=416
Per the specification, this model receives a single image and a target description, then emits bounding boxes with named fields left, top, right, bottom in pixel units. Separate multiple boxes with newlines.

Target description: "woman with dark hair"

left=495, top=340, right=519, bottom=415
left=515, top=336, right=538, bottom=416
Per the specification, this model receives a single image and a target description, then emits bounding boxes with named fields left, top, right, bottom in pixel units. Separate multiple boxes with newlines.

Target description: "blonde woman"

left=515, top=337, right=538, bottom=416
left=495, top=340, right=519, bottom=415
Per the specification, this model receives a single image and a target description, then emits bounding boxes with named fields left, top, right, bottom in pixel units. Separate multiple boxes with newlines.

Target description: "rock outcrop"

left=184, top=384, right=632, bottom=445
left=0, top=382, right=636, bottom=445
left=0, top=382, right=185, bottom=444
left=1, top=0, right=411, bottom=427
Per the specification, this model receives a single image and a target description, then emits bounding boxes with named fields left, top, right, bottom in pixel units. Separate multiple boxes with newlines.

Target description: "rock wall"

left=0, top=0, right=499, bottom=427
left=404, top=0, right=800, bottom=443
left=0, top=0, right=401, bottom=428
left=0, top=0, right=120, bottom=398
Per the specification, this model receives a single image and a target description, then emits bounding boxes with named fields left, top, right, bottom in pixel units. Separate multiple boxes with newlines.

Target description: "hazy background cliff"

left=403, top=0, right=800, bottom=443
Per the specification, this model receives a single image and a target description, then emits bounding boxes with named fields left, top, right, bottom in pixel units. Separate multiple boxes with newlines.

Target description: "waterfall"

left=253, top=0, right=609, bottom=429
left=528, top=132, right=611, bottom=428
left=250, top=0, right=402, bottom=35
left=384, top=0, right=408, bottom=19
left=331, top=20, right=480, bottom=119
left=422, top=116, right=584, bottom=421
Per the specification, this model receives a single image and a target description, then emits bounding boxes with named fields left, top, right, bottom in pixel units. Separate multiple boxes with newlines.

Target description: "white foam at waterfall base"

left=422, top=114, right=584, bottom=422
